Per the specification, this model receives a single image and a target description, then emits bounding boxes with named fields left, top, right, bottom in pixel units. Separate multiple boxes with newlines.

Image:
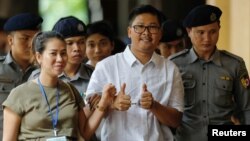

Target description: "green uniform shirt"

left=2, top=80, right=85, bottom=140
left=0, top=53, right=36, bottom=138
left=59, top=63, right=93, bottom=97
left=170, top=48, right=250, bottom=141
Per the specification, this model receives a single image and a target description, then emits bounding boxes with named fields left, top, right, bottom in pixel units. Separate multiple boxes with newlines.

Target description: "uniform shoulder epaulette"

left=0, top=55, right=6, bottom=61
left=169, top=49, right=189, bottom=60
left=220, top=50, right=243, bottom=62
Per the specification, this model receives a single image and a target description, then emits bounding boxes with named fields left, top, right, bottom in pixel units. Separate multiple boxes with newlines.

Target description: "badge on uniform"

left=239, top=62, right=250, bottom=89
left=241, top=74, right=250, bottom=89
left=46, top=136, right=68, bottom=141
left=210, top=12, right=217, bottom=21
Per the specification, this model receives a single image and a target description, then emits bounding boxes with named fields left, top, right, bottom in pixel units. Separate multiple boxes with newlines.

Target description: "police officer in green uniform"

left=54, top=16, right=94, bottom=97
left=0, top=13, right=43, bottom=138
left=170, top=5, right=250, bottom=141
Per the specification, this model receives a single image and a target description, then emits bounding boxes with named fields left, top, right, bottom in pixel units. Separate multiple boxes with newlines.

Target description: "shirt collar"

left=209, top=49, right=222, bottom=66
left=189, top=47, right=222, bottom=66
left=124, top=45, right=137, bottom=67
left=150, top=52, right=161, bottom=67
left=123, top=45, right=160, bottom=67
left=187, top=48, right=199, bottom=64
left=3, top=52, right=14, bottom=64
left=78, top=63, right=92, bottom=79
left=3, top=52, right=36, bottom=72
left=59, top=63, right=91, bottom=80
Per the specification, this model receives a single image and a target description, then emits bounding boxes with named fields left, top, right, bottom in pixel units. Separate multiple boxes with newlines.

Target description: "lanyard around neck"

left=37, top=77, right=60, bottom=131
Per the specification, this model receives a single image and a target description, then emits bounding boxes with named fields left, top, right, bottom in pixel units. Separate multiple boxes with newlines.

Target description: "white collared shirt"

left=86, top=45, right=184, bottom=141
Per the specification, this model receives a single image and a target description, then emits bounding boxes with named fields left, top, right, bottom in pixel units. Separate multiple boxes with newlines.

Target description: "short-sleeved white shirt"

left=86, top=46, right=184, bottom=141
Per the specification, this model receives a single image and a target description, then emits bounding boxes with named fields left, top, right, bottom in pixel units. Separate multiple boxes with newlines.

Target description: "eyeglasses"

left=132, top=25, right=160, bottom=34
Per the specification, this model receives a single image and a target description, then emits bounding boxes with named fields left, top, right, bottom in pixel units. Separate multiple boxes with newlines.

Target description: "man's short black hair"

left=128, top=4, right=165, bottom=26
left=86, top=20, right=115, bottom=42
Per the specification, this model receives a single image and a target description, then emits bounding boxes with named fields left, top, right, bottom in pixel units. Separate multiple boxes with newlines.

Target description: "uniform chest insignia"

left=220, top=76, right=231, bottom=81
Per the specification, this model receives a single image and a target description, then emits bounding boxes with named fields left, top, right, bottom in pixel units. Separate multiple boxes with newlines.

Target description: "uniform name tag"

left=46, top=136, right=68, bottom=141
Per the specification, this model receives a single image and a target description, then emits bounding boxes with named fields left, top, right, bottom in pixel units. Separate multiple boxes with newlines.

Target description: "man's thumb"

left=120, top=83, right=126, bottom=95
left=142, top=83, right=147, bottom=92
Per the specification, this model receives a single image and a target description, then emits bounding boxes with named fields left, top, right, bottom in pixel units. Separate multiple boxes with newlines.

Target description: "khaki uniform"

left=170, top=48, right=250, bottom=141
left=0, top=53, right=36, bottom=138
left=2, top=80, right=84, bottom=140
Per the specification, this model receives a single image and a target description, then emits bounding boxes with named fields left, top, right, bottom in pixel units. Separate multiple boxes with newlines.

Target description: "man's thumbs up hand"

left=140, top=83, right=154, bottom=109
left=112, top=83, right=131, bottom=111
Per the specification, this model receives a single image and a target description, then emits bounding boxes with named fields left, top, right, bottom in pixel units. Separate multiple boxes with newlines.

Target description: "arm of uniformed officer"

left=234, top=61, right=250, bottom=124
left=79, top=83, right=116, bottom=141
left=140, top=83, right=183, bottom=128
left=2, top=107, right=21, bottom=141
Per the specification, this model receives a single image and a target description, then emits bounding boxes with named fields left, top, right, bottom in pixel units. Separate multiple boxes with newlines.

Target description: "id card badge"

left=46, top=136, right=68, bottom=141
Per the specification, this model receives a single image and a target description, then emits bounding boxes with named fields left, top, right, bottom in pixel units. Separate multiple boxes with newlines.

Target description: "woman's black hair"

left=32, top=31, right=65, bottom=54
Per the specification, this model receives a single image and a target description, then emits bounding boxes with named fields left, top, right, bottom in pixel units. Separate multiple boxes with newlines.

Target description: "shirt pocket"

left=214, top=78, right=233, bottom=107
left=183, top=79, right=196, bottom=107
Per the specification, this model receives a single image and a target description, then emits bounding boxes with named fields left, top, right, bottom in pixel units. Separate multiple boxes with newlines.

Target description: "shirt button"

left=202, top=82, right=205, bottom=85
left=202, top=100, right=206, bottom=103
left=203, top=67, right=206, bottom=70
left=203, top=116, right=207, bottom=118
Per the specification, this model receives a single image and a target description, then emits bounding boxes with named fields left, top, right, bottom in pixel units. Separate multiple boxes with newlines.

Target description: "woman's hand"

left=98, top=83, right=117, bottom=110
left=88, top=94, right=101, bottom=111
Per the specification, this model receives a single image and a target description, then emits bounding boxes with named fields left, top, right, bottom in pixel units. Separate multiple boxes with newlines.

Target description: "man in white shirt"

left=86, top=4, right=184, bottom=141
